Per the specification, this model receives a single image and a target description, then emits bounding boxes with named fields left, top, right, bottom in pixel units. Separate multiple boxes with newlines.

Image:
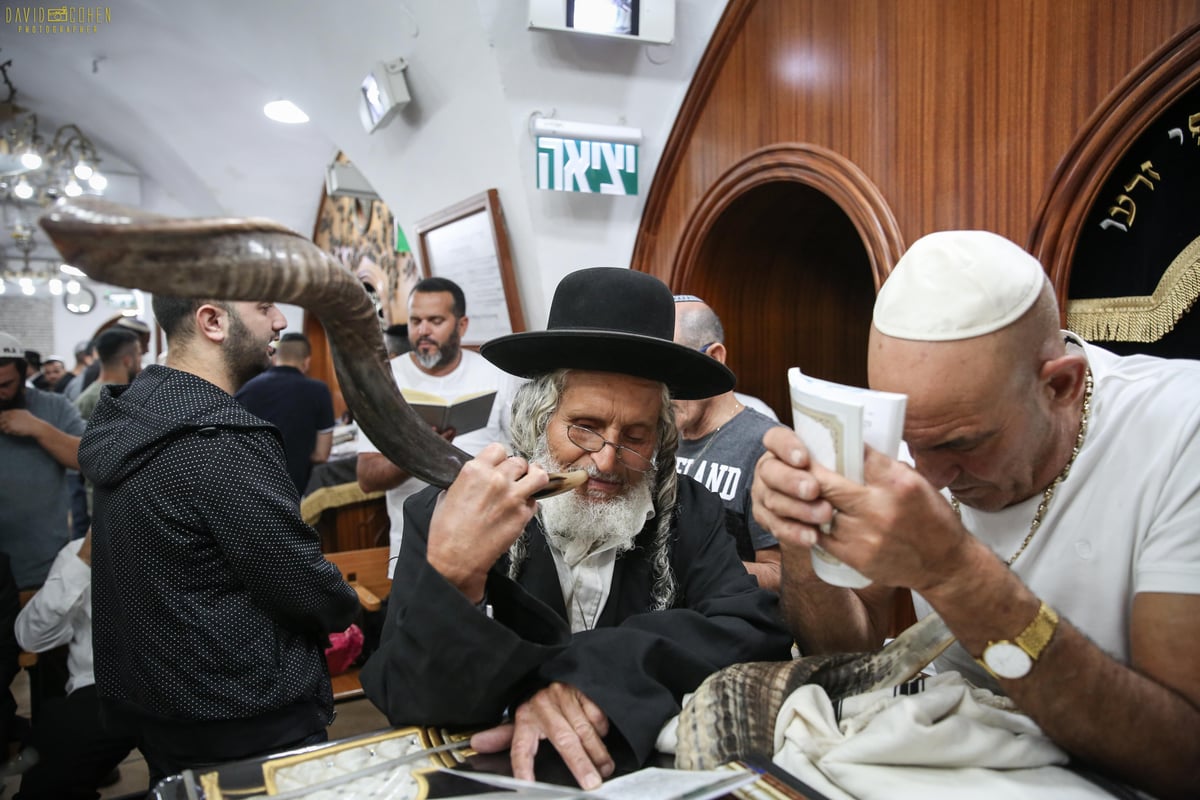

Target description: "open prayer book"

left=442, top=766, right=760, bottom=799
left=400, top=388, right=497, bottom=435
left=787, top=368, right=907, bottom=589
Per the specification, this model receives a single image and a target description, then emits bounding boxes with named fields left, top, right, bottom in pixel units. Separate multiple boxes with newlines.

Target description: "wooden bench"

left=323, top=546, right=391, bottom=702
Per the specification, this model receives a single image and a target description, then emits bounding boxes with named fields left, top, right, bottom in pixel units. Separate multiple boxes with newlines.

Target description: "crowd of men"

left=0, top=230, right=1195, bottom=799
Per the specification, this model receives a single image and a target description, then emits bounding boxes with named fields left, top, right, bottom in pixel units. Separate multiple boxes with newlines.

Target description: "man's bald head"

left=672, top=297, right=725, bottom=354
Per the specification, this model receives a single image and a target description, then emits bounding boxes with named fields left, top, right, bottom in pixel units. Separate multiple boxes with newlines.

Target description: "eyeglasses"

left=564, top=424, right=657, bottom=473
left=699, top=342, right=716, bottom=354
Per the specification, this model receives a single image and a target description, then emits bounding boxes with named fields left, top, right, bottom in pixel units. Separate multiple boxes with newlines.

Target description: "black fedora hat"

left=481, top=268, right=734, bottom=399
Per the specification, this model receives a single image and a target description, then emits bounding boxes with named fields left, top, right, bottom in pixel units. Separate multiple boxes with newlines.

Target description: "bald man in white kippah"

left=753, top=231, right=1200, bottom=799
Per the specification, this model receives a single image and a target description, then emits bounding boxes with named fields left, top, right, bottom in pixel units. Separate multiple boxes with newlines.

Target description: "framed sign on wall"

left=415, top=189, right=526, bottom=345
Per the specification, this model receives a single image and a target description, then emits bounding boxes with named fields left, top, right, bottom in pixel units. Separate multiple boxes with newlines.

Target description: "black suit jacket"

left=361, top=477, right=792, bottom=763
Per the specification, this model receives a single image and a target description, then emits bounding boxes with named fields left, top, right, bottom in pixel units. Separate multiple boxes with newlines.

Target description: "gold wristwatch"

left=978, top=601, right=1059, bottom=680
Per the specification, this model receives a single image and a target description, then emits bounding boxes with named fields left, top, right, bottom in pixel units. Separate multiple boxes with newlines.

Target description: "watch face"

left=984, top=642, right=1032, bottom=679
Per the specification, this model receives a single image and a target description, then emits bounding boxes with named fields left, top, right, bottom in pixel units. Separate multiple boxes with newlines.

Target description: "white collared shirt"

left=548, top=545, right=619, bottom=633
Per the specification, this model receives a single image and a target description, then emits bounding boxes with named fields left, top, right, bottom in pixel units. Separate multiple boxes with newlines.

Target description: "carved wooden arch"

left=668, top=143, right=906, bottom=292
left=1029, top=22, right=1200, bottom=306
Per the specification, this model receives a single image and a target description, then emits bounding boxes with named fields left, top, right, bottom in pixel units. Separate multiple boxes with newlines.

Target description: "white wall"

left=160, top=0, right=727, bottom=327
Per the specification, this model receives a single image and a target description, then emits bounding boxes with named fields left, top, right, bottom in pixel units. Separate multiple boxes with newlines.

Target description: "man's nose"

left=909, top=449, right=958, bottom=490
left=589, top=441, right=621, bottom=473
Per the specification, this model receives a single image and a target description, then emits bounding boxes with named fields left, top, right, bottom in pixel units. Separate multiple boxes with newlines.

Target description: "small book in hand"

left=399, top=388, right=497, bottom=435
left=787, top=368, right=907, bottom=589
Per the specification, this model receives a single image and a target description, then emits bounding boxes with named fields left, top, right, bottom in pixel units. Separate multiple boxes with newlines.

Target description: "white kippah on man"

left=873, top=230, right=1047, bottom=341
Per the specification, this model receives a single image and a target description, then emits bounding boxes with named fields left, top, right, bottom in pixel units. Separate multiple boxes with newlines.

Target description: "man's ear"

left=1040, top=352, right=1087, bottom=408
left=195, top=304, right=227, bottom=344
left=705, top=342, right=728, bottom=365
left=457, top=314, right=469, bottom=338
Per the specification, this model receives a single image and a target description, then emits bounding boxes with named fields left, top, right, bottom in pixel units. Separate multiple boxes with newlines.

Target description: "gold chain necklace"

left=951, top=368, right=1093, bottom=566
left=686, top=400, right=743, bottom=465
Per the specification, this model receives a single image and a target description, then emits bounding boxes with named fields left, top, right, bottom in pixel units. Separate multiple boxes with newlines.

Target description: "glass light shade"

left=73, top=160, right=94, bottom=180
left=19, top=150, right=42, bottom=170
left=65, top=279, right=81, bottom=294
left=13, top=177, right=34, bottom=199
left=263, top=99, right=309, bottom=124
left=87, top=172, right=107, bottom=191
left=48, top=278, right=63, bottom=295
left=64, top=178, right=83, bottom=197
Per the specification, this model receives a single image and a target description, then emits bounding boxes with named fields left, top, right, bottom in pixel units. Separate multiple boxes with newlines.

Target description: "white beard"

left=532, top=440, right=655, bottom=567
left=413, top=347, right=443, bottom=370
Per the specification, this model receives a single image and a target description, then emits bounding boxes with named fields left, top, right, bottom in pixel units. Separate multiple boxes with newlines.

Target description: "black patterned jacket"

left=81, top=365, right=358, bottom=761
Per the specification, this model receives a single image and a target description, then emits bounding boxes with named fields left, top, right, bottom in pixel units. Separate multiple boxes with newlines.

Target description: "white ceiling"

left=2, top=0, right=335, bottom=257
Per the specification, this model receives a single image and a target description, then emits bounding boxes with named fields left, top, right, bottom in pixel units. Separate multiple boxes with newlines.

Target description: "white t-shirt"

left=358, top=350, right=519, bottom=576
left=914, top=340, right=1200, bottom=692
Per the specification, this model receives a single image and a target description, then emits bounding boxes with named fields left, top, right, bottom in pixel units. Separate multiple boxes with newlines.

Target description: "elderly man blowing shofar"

left=361, top=268, right=792, bottom=790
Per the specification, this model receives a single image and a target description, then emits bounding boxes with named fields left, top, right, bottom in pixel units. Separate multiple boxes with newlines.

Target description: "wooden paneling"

left=636, top=0, right=1200, bottom=412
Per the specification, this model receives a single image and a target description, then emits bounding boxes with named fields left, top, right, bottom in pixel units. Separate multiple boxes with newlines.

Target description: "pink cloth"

left=325, top=624, right=364, bottom=676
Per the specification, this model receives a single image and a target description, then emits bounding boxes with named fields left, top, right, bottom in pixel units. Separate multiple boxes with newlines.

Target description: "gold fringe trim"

left=1067, top=236, right=1200, bottom=343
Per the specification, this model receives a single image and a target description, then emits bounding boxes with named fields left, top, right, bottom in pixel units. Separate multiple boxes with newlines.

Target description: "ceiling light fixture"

left=1, top=58, right=108, bottom=296
left=263, top=99, right=309, bottom=124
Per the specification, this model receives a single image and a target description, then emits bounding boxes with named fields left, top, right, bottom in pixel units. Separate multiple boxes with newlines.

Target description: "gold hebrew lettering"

left=1108, top=195, right=1136, bottom=227
left=1190, top=113, right=1200, bottom=144
left=1125, top=173, right=1154, bottom=192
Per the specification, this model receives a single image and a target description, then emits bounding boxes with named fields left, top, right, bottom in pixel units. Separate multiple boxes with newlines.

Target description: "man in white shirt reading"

left=357, top=277, right=516, bottom=576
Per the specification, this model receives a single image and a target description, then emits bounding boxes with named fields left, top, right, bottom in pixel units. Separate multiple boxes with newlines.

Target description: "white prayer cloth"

left=772, top=672, right=1122, bottom=799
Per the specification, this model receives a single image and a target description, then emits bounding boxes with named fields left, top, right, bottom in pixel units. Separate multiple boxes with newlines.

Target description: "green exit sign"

left=536, top=136, right=638, bottom=195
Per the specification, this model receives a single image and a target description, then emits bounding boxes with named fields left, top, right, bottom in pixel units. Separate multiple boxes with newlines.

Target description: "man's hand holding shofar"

left=425, top=443, right=549, bottom=604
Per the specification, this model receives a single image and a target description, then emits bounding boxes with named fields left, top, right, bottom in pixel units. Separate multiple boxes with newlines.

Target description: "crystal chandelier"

left=1, top=55, right=106, bottom=296
left=2, top=112, right=108, bottom=204
left=1, top=56, right=107, bottom=206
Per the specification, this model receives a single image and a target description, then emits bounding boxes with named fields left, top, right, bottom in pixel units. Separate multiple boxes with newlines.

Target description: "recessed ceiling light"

left=263, top=99, right=309, bottom=124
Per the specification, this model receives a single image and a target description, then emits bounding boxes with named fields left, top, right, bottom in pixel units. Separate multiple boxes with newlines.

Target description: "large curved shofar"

left=675, top=612, right=957, bottom=770
left=39, top=197, right=584, bottom=498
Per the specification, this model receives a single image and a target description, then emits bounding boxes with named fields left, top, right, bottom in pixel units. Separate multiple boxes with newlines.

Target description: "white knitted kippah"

left=873, top=230, right=1047, bottom=341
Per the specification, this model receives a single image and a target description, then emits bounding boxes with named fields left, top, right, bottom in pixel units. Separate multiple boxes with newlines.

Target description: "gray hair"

left=674, top=301, right=725, bottom=351
left=507, top=369, right=680, bottom=610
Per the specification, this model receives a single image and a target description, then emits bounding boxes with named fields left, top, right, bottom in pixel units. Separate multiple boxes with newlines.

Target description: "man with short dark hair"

left=0, top=333, right=85, bottom=588
left=37, top=357, right=66, bottom=392
left=362, top=269, right=791, bottom=790
left=80, top=318, right=151, bottom=393
left=74, top=329, right=142, bottom=422
left=236, top=331, right=336, bottom=494
left=80, top=297, right=358, bottom=785
left=357, top=276, right=517, bottom=574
